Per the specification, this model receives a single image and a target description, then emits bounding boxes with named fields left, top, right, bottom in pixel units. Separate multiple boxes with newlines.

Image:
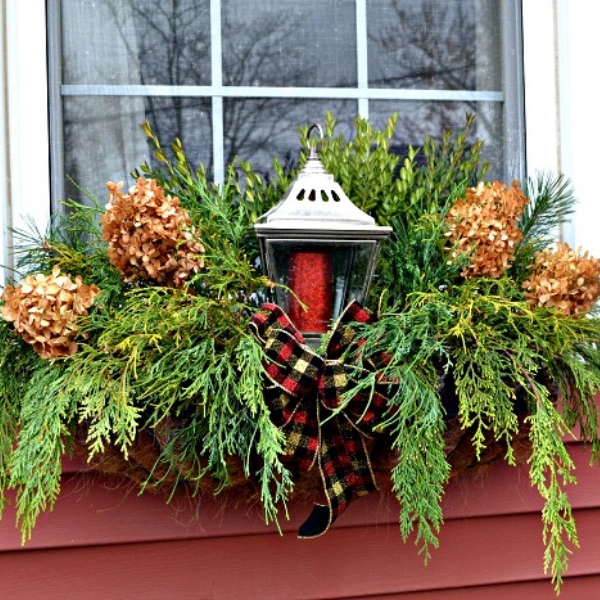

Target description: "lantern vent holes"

left=295, top=189, right=337, bottom=202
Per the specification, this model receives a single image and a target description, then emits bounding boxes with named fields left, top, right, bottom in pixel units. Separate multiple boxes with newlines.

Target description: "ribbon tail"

left=298, top=504, right=335, bottom=539
left=297, top=414, right=377, bottom=539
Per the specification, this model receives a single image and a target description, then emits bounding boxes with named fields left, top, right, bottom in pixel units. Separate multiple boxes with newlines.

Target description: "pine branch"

left=512, top=172, right=576, bottom=281
left=454, top=347, right=520, bottom=463
left=0, top=323, right=37, bottom=514
left=521, top=172, right=576, bottom=245
left=348, top=309, right=451, bottom=560
left=388, top=372, right=449, bottom=561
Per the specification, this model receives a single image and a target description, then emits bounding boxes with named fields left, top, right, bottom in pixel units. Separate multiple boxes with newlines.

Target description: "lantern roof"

left=254, top=125, right=392, bottom=241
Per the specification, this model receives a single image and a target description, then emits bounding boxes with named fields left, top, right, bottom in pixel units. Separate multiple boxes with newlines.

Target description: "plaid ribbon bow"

left=250, top=300, right=392, bottom=538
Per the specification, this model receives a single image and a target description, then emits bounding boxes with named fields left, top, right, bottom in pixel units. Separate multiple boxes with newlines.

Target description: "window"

left=49, top=0, right=524, bottom=208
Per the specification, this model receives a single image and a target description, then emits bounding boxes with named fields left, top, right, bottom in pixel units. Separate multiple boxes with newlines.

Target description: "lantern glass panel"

left=265, top=239, right=376, bottom=335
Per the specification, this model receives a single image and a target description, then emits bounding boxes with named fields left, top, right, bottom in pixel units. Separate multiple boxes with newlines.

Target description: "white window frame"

left=1, top=0, right=51, bottom=286
left=0, top=5, right=8, bottom=286
left=522, top=0, right=560, bottom=176
left=554, top=0, right=600, bottom=256
left=522, top=0, right=600, bottom=256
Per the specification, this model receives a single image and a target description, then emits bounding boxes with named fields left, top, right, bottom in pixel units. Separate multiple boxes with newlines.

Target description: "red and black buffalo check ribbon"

left=249, top=301, right=393, bottom=538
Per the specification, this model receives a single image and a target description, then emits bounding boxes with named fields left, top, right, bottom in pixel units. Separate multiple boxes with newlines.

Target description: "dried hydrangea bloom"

left=522, top=243, right=600, bottom=316
left=445, top=180, right=528, bottom=278
left=0, top=265, right=100, bottom=359
left=102, top=178, right=205, bottom=287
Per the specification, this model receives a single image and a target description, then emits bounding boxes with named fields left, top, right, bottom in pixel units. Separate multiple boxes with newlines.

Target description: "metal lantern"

left=254, top=124, right=392, bottom=346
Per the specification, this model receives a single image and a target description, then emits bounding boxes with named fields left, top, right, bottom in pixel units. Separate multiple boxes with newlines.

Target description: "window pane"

left=222, top=0, right=357, bottom=87
left=143, top=96, right=213, bottom=172
left=369, top=100, right=504, bottom=180
left=367, top=0, right=502, bottom=91
left=134, top=0, right=211, bottom=86
left=63, top=96, right=212, bottom=202
left=223, top=98, right=357, bottom=173
left=61, top=0, right=211, bottom=86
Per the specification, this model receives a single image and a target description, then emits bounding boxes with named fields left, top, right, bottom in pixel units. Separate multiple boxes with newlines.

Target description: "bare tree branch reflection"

left=367, top=0, right=503, bottom=170
left=61, top=0, right=507, bottom=198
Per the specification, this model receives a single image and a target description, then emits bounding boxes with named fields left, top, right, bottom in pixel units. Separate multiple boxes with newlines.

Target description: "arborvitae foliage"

left=2, top=152, right=293, bottom=541
left=2, top=113, right=600, bottom=594
left=347, top=277, right=600, bottom=590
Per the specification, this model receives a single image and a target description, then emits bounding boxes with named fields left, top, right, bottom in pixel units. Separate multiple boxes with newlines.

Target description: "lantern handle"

left=306, top=123, right=324, bottom=158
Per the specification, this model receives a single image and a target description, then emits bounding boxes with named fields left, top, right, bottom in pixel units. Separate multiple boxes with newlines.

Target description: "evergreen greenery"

left=1, top=112, right=599, bottom=594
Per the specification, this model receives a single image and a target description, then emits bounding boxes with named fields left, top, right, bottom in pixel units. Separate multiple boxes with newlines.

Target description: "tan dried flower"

left=101, top=178, right=205, bottom=287
left=445, top=180, right=529, bottom=278
left=0, top=265, right=100, bottom=359
left=522, top=243, right=600, bottom=316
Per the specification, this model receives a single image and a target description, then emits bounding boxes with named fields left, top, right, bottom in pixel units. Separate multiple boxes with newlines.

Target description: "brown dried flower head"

left=522, top=242, right=600, bottom=316
left=0, top=265, right=100, bottom=359
left=101, top=178, right=205, bottom=287
left=445, top=180, right=529, bottom=278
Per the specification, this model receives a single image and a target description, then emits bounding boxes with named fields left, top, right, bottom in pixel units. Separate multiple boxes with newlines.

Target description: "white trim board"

left=3, top=0, right=51, bottom=283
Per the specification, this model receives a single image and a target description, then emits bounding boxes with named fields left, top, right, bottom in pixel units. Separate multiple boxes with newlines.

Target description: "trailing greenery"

left=1, top=112, right=600, bottom=594
left=346, top=278, right=600, bottom=590
left=1, top=157, right=293, bottom=541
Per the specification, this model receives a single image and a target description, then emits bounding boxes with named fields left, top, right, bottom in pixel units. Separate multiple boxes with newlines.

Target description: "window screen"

left=48, top=0, right=524, bottom=207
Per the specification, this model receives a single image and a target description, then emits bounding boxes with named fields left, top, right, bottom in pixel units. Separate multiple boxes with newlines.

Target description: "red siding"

left=1, top=441, right=600, bottom=599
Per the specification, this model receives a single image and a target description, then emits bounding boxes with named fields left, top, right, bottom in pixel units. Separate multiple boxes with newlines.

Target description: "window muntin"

left=51, top=0, right=523, bottom=206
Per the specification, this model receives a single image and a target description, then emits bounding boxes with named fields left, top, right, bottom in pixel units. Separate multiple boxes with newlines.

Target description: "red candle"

left=288, top=250, right=333, bottom=333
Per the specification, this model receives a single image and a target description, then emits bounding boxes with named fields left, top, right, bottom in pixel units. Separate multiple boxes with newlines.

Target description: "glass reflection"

left=222, top=0, right=357, bottom=88
left=368, top=0, right=502, bottom=91
left=59, top=0, right=509, bottom=204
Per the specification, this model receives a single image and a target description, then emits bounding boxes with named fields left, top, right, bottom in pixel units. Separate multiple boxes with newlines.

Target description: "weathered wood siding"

left=1, top=441, right=600, bottom=599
